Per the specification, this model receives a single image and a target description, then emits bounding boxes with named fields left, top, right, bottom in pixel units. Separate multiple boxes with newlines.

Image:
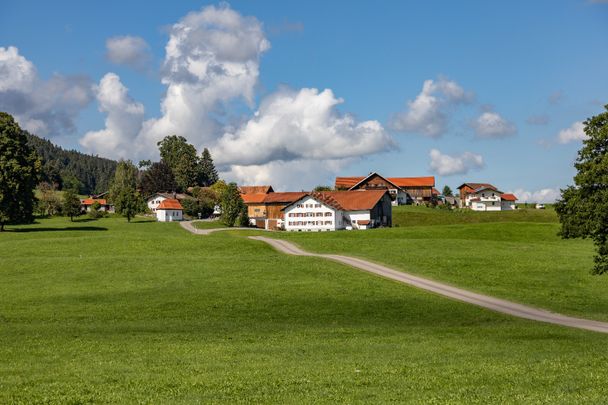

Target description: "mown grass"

left=274, top=205, right=608, bottom=322
left=2, top=217, right=608, bottom=403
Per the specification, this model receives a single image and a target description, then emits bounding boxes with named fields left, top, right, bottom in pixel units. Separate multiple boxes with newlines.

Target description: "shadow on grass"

left=9, top=226, right=108, bottom=233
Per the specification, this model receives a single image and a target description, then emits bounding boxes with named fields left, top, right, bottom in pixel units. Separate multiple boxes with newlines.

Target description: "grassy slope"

left=273, top=206, right=608, bottom=321
left=1, top=217, right=608, bottom=403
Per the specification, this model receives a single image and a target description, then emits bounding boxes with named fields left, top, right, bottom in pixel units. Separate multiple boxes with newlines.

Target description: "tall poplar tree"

left=0, top=113, right=40, bottom=231
left=110, top=160, right=145, bottom=222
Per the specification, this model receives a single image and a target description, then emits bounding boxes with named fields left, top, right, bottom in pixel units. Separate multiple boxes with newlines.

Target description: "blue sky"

left=1, top=1, right=607, bottom=199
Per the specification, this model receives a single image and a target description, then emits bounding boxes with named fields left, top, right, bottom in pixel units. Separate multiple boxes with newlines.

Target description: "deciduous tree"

left=442, top=185, right=453, bottom=197
left=62, top=188, right=81, bottom=221
left=219, top=182, right=244, bottom=227
left=110, top=160, right=145, bottom=222
left=139, top=160, right=177, bottom=196
left=0, top=113, right=40, bottom=231
left=556, top=105, right=608, bottom=274
left=157, top=135, right=200, bottom=191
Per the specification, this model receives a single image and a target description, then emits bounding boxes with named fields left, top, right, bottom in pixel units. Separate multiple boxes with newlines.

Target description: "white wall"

left=344, top=210, right=371, bottom=229
left=501, top=201, right=516, bottom=210
left=147, top=195, right=168, bottom=213
left=156, top=209, right=182, bottom=222
left=284, top=196, right=338, bottom=232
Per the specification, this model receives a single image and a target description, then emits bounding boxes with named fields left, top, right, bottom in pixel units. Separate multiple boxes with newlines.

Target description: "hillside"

left=25, top=132, right=117, bottom=195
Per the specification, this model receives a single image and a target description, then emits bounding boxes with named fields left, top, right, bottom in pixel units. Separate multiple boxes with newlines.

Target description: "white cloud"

left=106, top=36, right=152, bottom=71
left=214, top=87, right=393, bottom=165
left=0, top=46, right=93, bottom=136
left=429, top=148, right=484, bottom=176
left=80, top=73, right=144, bottom=159
left=557, top=121, right=587, bottom=144
left=390, top=77, right=473, bottom=137
left=471, top=111, right=516, bottom=138
left=508, top=188, right=560, bottom=203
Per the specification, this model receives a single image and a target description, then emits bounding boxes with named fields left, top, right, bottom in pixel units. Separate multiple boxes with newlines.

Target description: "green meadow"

left=1, top=214, right=608, bottom=403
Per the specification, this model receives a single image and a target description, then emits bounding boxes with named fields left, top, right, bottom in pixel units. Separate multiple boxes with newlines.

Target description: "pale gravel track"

left=248, top=235, right=608, bottom=334
left=179, top=220, right=253, bottom=235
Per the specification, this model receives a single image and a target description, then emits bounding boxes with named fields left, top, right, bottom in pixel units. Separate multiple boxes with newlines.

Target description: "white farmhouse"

left=282, top=190, right=392, bottom=232
left=457, top=183, right=518, bottom=211
left=156, top=199, right=183, bottom=222
left=500, top=193, right=518, bottom=210
left=146, top=192, right=189, bottom=214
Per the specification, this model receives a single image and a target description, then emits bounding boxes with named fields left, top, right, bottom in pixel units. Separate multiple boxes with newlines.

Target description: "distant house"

left=146, top=192, right=190, bottom=214
left=335, top=172, right=436, bottom=205
left=239, top=185, right=275, bottom=219
left=156, top=199, right=183, bottom=222
left=283, top=190, right=392, bottom=232
left=259, top=192, right=308, bottom=230
left=457, top=183, right=518, bottom=211
left=80, top=198, right=114, bottom=213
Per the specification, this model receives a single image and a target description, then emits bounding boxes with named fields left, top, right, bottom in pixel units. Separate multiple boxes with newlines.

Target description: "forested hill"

left=26, top=132, right=117, bottom=195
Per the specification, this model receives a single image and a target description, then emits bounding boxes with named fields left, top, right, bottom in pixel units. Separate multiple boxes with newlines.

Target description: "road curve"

left=249, top=235, right=608, bottom=334
left=180, top=220, right=252, bottom=235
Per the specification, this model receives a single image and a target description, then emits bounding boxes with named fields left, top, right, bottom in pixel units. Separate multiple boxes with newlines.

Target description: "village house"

left=146, top=192, right=190, bottom=214
left=283, top=190, right=392, bottom=232
left=257, top=192, right=308, bottom=230
left=80, top=198, right=114, bottom=213
left=457, top=183, right=518, bottom=211
left=335, top=172, right=436, bottom=205
left=239, top=185, right=275, bottom=219
left=155, top=198, right=183, bottom=222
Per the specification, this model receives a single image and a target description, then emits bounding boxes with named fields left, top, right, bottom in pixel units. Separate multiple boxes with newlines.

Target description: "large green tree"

left=199, top=148, right=218, bottom=186
left=157, top=135, right=200, bottom=192
left=556, top=105, right=608, bottom=274
left=139, top=160, right=177, bottom=196
left=219, top=182, right=245, bottom=227
left=62, top=188, right=81, bottom=221
left=110, top=160, right=145, bottom=222
left=442, top=185, right=453, bottom=197
left=0, top=113, right=40, bottom=231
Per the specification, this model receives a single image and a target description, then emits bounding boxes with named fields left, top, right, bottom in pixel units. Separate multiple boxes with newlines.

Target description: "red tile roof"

left=239, top=185, right=274, bottom=194
left=156, top=199, right=183, bottom=210
left=357, top=219, right=371, bottom=225
left=286, top=190, right=388, bottom=211
left=81, top=199, right=107, bottom=205
left=501, top=193, right=518, bottom=201
left=458, top=183, right=497, bottom=191
left=335, top=175, right=435, bottom=189
left=263, top=192, right=308, bottom=204
left=241, top=193, right=267, bottom=204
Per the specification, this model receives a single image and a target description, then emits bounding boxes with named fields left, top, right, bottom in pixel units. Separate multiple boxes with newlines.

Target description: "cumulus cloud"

left=557, top=121, right=587, bottom=144
left=80, top=73, right=144, bottom=159
left=214, top=87, right=393, bottom=166
left=106, top=36, right=152, bottom=71
left=429, top=148, right=484, bottom=176
left=526, top=114, right=549, bottom=125
left=470, top=111, right=517, bottom=138
left=390, top=77, right=473, bottom=137
left=0, top=46, right=93, bottom=136
left=508, top=188, right=560, bottom=203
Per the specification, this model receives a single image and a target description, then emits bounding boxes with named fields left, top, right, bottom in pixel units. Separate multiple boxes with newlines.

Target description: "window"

left=325, top=212, right=332, bottom=217
left=316, top=212, right=323, bottom=217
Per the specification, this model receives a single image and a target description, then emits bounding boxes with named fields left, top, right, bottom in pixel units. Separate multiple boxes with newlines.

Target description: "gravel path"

left=179, top=220, right=252, bottom=235
left=249, top=236, right=608, bottom=334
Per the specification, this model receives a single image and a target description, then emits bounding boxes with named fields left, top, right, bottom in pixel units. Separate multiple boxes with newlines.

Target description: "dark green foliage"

left=62, top=188, right=81, bottom=221
left=313, top=185, right=333, bottom=191
left=238, top=204, right=250, bottom=227
left=442, top=185, right=453, bottom=196
left=110, top=160, right=145, bottom=222
left=0, top=113, right=40, bottom=231
left=157, top=135, right=200, bottom=192
left=556, top=106, right=608, bottom=274
left=88, top=200, right=103, bottom=219
left=25, top=132, right=116, bottom=194
left=38, top=182, right=61, bottom=216
left=139, top=161, right=177, bottom=196
left=219, top=182, right=244, bottom=227
left=182, top=187, right=218, bottom=218
left=199, top=148, right=218, bottom=186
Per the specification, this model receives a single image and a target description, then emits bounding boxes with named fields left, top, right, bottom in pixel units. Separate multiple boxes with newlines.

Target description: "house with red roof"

left=80, top=198, right=114, bottom=213
left=457, top=183, right=518, bottom=211
left=335, top=172, right=436, bottom=205
left=155, top=198, right=183, bottom=222
left=282, top=190, right=392, bottom=231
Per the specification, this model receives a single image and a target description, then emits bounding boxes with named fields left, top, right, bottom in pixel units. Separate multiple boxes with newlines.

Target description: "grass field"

left=274, top=206, right=608, bottom=322
left=2, top=216, right=608, bottom=403
left=192, top=219, right=227, bottom=229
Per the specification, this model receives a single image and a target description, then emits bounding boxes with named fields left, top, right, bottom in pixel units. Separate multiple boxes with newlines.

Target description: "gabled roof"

left=348, top=172, right=403, bottom=191
left=263, top=192, right=307, bottom=204
left=335, top=175, right=435, bottom=189
left=81, top=199, right=107, bottom=205
left=501, top=193, right=518, bottom=201
left=283, top=190, right=388, bottom=212
left=157, top=199, right=183, bottom=210
left=239, top=185, right=274, bottom=194
left=458, top=183, right=497, bottom=191
left=241, top=193, right=267, bottom=204
left=389, top=176, right=435, bottom=188
left=146, top=192, right=190, bottom=201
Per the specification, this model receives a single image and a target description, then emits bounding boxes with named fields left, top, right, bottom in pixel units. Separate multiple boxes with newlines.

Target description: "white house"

left=156, top=199, right=183, bottom=222
left=457, top=183, right=518, bottom=211
left=282, top=190, right=392, bottom=232
left=146, top=192, right=189, bottom=213
left=500, top=193, right=518, bottom=210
